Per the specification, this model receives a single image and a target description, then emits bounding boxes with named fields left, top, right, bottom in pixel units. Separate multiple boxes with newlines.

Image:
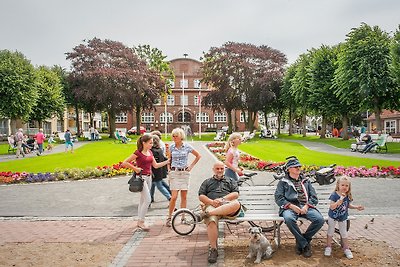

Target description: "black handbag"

left=128, top=171, right=143, bottom=192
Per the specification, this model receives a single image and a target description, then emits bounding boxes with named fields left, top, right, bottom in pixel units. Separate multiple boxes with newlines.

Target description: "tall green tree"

left=66, top=38, right=164, bottom=137
left=291, top=52, right=313, bottom=137
left=0, top=50, right=38, bottom=132
left=335, top=23, right=395, bottom=132
left=390, top=25, right=400, bottom=109
left=281, top=64, right=298, bottom=136
left=30, top=66, right=65, bottom=127
left=133, top=44, right=174, bottom=134
left=308, top=45, right=341, bottom=138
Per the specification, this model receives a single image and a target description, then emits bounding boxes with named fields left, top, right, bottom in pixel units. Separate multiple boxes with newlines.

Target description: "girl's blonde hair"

left=224, top=133, right=242, bottom=151
left=335, top=176, right=353, bottom=201
left=171, top=128, right=186, bottom=140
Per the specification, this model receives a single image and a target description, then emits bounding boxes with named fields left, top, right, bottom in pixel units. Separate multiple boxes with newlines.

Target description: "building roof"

left=367, top=109, right=400, bottom=120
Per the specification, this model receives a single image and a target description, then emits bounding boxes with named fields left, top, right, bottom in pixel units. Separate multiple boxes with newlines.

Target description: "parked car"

left=127, top=126, right=146, bottom=135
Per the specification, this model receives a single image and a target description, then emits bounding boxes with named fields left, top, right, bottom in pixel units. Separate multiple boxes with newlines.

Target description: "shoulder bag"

left=128, top=171, right=143, bottom=192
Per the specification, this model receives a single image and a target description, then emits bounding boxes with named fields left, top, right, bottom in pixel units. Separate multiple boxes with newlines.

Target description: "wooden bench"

left=350, top=133, right=388, bottom=153
left=230, top=185, right=354, bottom=247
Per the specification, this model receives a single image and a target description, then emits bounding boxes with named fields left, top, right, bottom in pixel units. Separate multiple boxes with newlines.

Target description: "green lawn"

left=239, top=138, right=399, bottom=168
left=1, top=133, right=399, bottom=173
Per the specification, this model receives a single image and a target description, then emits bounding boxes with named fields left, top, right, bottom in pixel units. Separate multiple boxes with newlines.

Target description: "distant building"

left=367, top=109, right=400, bottom=134
left=116, top=57, right=252, bottom=134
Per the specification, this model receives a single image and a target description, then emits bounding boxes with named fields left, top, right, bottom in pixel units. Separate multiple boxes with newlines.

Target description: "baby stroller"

left=23, top=138, right=37, bottom=154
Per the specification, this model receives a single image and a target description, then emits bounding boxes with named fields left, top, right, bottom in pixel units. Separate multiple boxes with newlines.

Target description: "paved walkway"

left=0, top=140, right=400, bottom=266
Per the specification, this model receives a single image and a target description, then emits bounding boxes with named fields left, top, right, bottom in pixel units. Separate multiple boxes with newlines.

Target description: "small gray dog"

left=246, top=227, right=274, bottom=263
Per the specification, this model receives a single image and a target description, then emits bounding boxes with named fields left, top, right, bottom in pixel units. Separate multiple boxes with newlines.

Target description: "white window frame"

left=167, top=95, right=175, bottom=106
left=240, top=111, right=248, bottom=123
left=160, top=112, right=173, bottom=123
left=115, top=112, right=127, bottom=123
left=141, top=112, right=155, bottom=123
left=214, top=112, right=227, bottom=123
left=180, top=95, right=188, bottom=106
left=385, top=120, right=396, bottom=133
left=194, top=79, right=201, bottom=88
left=180, top=79, right=188, bottom=88
left=196, top=112, right=209, bottom=123
left=169, top=79, right=175, bottom=88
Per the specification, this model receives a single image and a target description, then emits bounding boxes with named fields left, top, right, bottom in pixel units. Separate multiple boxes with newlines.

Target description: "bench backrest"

left=239, top=185, right=334, bottom=215
left=359, top=133, right=388, bottom=144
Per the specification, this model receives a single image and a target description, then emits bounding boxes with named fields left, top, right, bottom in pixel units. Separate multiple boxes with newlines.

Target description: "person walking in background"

left=224, top=133, right=243, bottom=181
left=64, top=129, right=74, bottom=153
left=275, top=157, right=324, bottom=258
left=15, top=128, right=25, bottom=158
left=89, top=125, right=95, bottom=141
left=121, top=134, right=169, bottom=231
left=165, top=128, right=201, bottom=227
left=34, top=128, right=45, bottom=156
left=150, top=135, right=171, bottom=204
left=150, top=130, right=170, bottom=203
left=47, top=134, right=55, bottom=151
left=324, top=176, right=364, bottom=259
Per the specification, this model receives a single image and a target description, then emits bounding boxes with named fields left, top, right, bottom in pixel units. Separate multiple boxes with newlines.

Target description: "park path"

left=1, top=140, right=400, bottom=266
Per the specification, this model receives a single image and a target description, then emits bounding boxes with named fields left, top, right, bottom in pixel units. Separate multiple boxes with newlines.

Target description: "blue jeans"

left=37, top=143, right=43, bottom=154
left=150, top=180, right=171, bottom=201
left=282, top=207, right=324, bottom=249
left=225, top=168, right=239, bottom=182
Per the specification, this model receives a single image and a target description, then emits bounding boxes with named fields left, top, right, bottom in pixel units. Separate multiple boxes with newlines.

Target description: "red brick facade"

left=116, top=58, right=249, bottom=134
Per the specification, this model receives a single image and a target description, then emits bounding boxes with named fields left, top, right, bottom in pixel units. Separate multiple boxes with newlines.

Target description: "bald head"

left=213, top=161, right=225, bottom=178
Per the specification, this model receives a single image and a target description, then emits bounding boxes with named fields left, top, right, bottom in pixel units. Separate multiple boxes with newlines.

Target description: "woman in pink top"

left=224, top=133, right=243, bottom=181
left=122, top=134, right=169, bottom=231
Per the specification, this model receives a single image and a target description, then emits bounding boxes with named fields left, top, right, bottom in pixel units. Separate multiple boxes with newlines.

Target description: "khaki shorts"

left=203, top=201, right=242, bottom=225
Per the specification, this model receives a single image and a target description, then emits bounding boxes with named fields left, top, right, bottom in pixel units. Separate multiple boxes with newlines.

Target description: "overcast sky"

left=2, top=0, right=399, bottom=69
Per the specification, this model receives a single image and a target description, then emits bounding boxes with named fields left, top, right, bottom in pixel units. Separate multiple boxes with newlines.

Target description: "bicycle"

left=172, top=172, right=257, bottom=236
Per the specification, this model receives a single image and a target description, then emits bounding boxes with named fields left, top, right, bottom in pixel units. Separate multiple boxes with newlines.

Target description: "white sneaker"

left=344, top=249, right=353, bottom=259
left=324, top=247, right=332, bottom=256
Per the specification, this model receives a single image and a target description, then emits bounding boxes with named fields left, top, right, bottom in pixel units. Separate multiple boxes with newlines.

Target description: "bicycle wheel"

left=172, top=209, right=197, bottom=236
left=248, top=220, right=283, bottom=232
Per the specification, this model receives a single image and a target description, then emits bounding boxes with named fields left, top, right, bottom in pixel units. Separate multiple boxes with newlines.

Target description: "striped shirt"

left=170, top=143, right=194, bottom=169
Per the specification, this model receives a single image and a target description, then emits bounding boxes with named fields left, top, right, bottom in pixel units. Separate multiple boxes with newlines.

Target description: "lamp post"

left=164, top=84, right=168, bottom=136
left=182, top=72, right=185, bottom=124
left=198, top=82, right=202, bottom=139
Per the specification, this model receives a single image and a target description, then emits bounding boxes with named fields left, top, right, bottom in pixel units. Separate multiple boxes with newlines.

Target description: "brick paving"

left=0, top=215, right=399, bottom=266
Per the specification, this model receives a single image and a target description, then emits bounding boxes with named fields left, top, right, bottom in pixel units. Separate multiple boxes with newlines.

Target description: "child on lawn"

left=324, top=176, right=364, bottom=259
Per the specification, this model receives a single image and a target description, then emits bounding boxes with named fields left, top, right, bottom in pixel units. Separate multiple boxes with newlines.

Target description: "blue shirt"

left=170, top=143, right=193, bottom=168
left=328, top=192, right=350, bottom=221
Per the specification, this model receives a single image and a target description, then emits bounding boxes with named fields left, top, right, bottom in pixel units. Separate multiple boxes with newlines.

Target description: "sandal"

left=166, top=217, right=172, bottom=227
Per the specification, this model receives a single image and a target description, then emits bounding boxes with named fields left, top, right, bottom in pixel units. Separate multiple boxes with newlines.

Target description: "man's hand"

left=290, top=204, right=302, bottom=214
left=300, top=205, right=309, bottom=215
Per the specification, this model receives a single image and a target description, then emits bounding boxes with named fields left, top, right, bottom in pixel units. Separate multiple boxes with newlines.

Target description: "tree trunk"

left=108, top=109, right=116, bottom=138
left=135, top=106, right=142, bottom=135
left=288, top=108, right=294, bottom=136
left=277, top=112, right=281, bottom=135
left=374, top=105, right=382, bottom=132
left=302, top=112, right=307, bottom=138
left=75, top=104, right=81, bottom=137
left=227, top=109, right=233, bottom=134
left=342, top=115, right=349, bottom=140
left=320, top=116, right=327, bottom=139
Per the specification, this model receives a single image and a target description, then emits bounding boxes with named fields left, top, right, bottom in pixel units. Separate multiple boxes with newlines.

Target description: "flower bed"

left=206, top=142, right=400, bottom=178
left=0, top=162, right=133, bottom=185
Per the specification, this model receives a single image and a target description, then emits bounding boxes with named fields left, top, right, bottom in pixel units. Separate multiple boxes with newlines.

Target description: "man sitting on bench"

left=195, top=161, right=242, bottom=264
left=275, top=158, right=324, bottom=258
left=361, top=131, right=384, bottom=154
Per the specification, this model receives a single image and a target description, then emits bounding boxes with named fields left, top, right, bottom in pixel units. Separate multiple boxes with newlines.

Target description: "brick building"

left=116, top=57, right=250, bottom=134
